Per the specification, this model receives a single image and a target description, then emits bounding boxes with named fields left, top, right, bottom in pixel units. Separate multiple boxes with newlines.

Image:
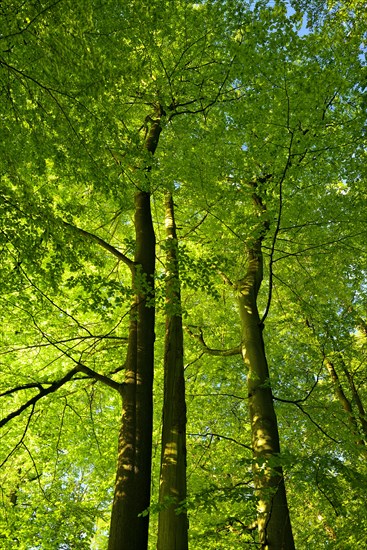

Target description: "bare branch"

left=189, top=392, right=246, bottom=400
left=0, top=368, right=78, bottom=429
left=185, top=326, right=241, bottom=356
left=272, top=361, right=323, bottom=405
left=0, top=404, right=35, bottom=468
left=188, top=432, right=252, bottom=451
left=260, top=137, right=293, bottom=325
left=0, top=383, right=45, bottom=398
left=22, top=442, right=49, bottom=500
left=181, top=212, right=208, bottom=239
left=273, top=398, right=340, bottom=444
left=33, top=326, right=124, bottom=393
left=63, top=221, right=136, bottom=270
left=0, top=334, right=128, bottom=357
left=184, top=351, right=205, bottom=371
left=20, top=268, right=93, bottom=336
left=76, top=363, right=123, bottom=394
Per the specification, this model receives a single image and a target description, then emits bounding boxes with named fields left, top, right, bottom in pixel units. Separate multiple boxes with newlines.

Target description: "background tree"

left=157, top=191, right=188, bottom=550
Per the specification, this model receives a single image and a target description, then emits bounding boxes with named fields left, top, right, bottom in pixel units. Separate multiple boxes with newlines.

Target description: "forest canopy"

left=0, top=1, right=367, bottom=548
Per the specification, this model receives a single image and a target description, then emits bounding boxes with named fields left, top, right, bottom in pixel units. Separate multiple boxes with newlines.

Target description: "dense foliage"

left=1, top=0, right=366, bottom=548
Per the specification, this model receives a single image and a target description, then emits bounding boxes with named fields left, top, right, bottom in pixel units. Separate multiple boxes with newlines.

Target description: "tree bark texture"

left=157, top=192, right=188, bottom=550
left=108, top=191, right=155, bottom=550
left=108, top=113, right=161, bottom=550
left=237, top=239, right=295, bottom=550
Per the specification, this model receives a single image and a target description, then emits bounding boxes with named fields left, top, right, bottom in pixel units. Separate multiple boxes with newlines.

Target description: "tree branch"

left=185, top=326, right=241, bottom=356
left=260, top=138, right=293, bottom=325
left=1, top=334, right=128, bottom=357
left=63, top=221, right=136, bottom=271
left=76, top=363, right=123, bottom=394
left=0, top=383, right=45, bottom=398
left=0, top=368, right=78, bottom=429
left=273, top=397, right=340, bottom=444
left=0, top=404, right=35, bottom=468
left=188, top=432, right=252, bottom=451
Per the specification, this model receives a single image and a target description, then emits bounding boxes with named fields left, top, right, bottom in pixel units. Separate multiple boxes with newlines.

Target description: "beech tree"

left=1, top=1, right=367, bottom=549
left=157, top=191, right=188, bottom=550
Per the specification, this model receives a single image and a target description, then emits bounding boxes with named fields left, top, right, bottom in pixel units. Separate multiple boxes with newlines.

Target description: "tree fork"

left=108, top=110, right=161, bottom=550
left=237, top=180, right=294, bottom=549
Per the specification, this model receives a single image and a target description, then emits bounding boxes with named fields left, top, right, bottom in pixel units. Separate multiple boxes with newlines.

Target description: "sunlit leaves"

left=0, top=0, right=367, bottom=548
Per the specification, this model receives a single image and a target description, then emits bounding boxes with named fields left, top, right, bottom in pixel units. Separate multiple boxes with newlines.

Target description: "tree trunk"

left=157, top=192, right=188, bottom=550
left=338, top=355, right=367, bottom=442
left=108, top=112, right=161, bottom=550
left=237, top=240, right=295, bottom=550
left=108, top=191, right=156, bottom=550
left=324, top=357, right=364, bottom=445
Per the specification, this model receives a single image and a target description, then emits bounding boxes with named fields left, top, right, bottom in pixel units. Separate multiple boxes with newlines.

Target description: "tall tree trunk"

left=236, top=181, right=294, bottom=549
left=157, top=192, right=188, bottom=550
left=324, top=357, right=364, bottom=445
left=108, top=112, right=162, bottom=550
left=237, top=239, right=294, bottom=548
left=338, top=354, right=367, bottom=442
left=305, top=321, right=367, bottom=447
